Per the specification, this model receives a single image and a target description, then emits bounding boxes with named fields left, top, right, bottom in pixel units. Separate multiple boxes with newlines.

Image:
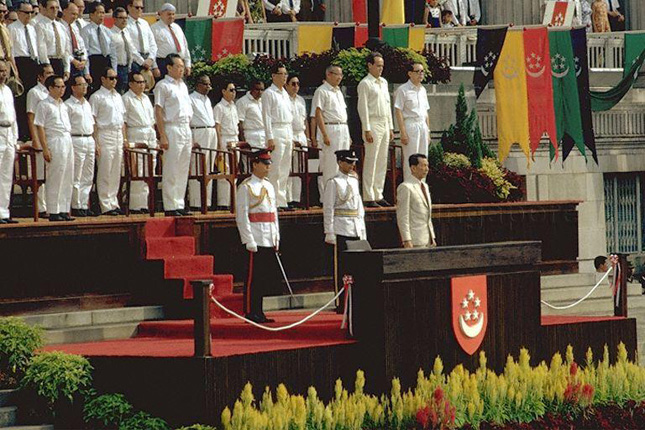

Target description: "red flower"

left=570, top=361, right=578, bottom=376
left=416, top=405, right=430, bottom=428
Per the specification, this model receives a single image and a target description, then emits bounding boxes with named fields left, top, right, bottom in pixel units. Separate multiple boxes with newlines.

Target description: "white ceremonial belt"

left=334, top=209, right=359, bottom=217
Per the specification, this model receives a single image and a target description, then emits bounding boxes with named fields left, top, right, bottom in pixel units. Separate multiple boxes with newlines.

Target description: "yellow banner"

left=409, top=27, right=425, bottom=52
left=297, top=25, right=333, bottom=55
left=494, top=31, right=530, bottom=163
left=143, top=15, right=158, bottom=25
left=381, top=0, right=404, bottom=25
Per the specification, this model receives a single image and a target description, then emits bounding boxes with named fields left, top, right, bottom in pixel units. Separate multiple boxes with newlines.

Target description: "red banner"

left=353, top=0, right=367, bottom=24
left=550, top=1, right=570, bottom=26
left=354, top=25, right=369, bottom=48
left=211, top=18, right=244, bottom=61
left=523, top=27, right=558, bottom=158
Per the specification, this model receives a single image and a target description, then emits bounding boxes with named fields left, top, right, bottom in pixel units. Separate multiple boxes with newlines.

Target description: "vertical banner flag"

left=382, top=26, right=409, bottom=48
left=354, top=25, right=369, bottom=47
left=409, top=26, right=426, bottom=52
left=297, top=25, right=333, bottom=54
left=473, top=27, right=508, bottom=98
left=591, top=41, right=645, bottom=111
left=567, top=27, right=597, bottom=163
left=175, top=18, right=186, bottom=30
left=549, top=30, right=584, bottom=162
left=623, top=32, right=645, bottom=78
left=353, top=0, right=367, bottom=23
left=103, top=16, right=114, bottom=28
left=143, top=15, right=158, bottom=25
left=523, top=27, right=558, bottom=159
left=197, top=0, right=237, bottom=18
left=333, top=26, right=355, bottom=51
left=381, top=0, right=405, bottom=25
left=211, top=18, right=244, bottom=60
left=542, top=1, right=575, bottom=26
left=185, top=18, right=213, bottom=62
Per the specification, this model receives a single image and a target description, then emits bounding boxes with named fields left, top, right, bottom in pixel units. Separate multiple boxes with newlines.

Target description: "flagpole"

left=366, top=0, right=386, bottom=50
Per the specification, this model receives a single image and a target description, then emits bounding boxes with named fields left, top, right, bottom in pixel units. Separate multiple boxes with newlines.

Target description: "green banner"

left=382, top=26, right=408, bottom=48
left=185, top=18, right=212, bottom=63
left=623, top=33, right=645, bottom=78
left=591, top=48, right=645, bottom=112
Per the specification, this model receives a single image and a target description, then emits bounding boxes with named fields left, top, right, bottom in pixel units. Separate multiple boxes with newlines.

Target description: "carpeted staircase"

left=144, top=218, right=243, bottom=319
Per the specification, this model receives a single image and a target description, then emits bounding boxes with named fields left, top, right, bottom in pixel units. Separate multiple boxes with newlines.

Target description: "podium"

left=344, top=241, right=636, bottom=393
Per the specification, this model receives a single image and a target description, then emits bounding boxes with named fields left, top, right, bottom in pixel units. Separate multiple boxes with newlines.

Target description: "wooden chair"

left=351, top=143, right=402, bottom=204
left=13, top=145, right=44, bottom=221
left=229, top=141, right=256, bottom=182
left=189, top=146, right=237, bottom=214
left=123, top=146, right=163, bottom=217
left=289, top=145, right=322, bottom=209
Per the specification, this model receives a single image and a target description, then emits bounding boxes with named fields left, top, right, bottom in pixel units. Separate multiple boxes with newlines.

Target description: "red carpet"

left=541, top=315, right=626, bottom=326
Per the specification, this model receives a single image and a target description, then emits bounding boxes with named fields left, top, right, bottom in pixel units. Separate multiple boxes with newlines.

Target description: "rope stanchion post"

left=614, top=253, right=629, bottom=317
left=192, top=280, right=213, bottom=357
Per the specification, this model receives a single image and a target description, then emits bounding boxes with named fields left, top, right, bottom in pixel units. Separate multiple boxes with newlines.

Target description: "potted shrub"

left=0, top=317, right=43, bottom=389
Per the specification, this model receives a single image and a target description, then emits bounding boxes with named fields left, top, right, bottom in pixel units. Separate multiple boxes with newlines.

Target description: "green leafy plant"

left=380, top=45, right=429, bottom=84
left=421, top=48, right=451, bottom=84
left=119, top=411, right=170, bottom=430
left=443, top=152, right=472, bottom=169
left=288, top=50, right=336, bottom=88
left=332, top=48, right=371, bottom=87
left=175, top=425, right=218, bottom=430
left=84, top=393, right=134, bottom=429
left=0, top=317, right=43, bottom=388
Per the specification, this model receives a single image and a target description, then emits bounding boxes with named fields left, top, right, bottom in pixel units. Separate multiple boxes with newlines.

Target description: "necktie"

left=420, top=182, right=429, bottom=206
left=69, top=23, right=78, bottom=50
left=608, top=0, right=614, bottom=11
left=122, top=30, right=131, bottom=65
left=98, top=25, right=108, bottom=56
left=168, top=24, right=181, bottom=53
left=53, top=21, right=62, bottom=58
left=289, top=0, right=294, bottom=9
left=25, top=25, right=35, bottom=59
left=76, top=20, right=82, bottom=34
left=135, top=20, right=145, bottom=53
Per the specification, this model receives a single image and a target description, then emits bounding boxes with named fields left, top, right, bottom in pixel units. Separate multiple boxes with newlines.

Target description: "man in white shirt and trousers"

left=394, top=62, right=431, bottom=182
left=323, top=149, right=366, bottom=312
left=286, top=73, right=310, bottom=209
left=66, top=75, right=96, bottom=217
left=188, top=74, right=217, bottom=212
left=90, top=67, right=127, bottom=216
left=154, top=53, right=193, bottom=217
left=237, top=80, right=265, bottom=150
left=262, top=63, right=293, bottom=211
left=213, top=80, right=239, bottom=211
left=35, top=0, right=70, bottom=79
left=444, top=0, right=481, bottom=26
left=123, top=71, right=156, bottom=214
left=151, top=3, right=190, bottom=79
left=357, top=51, right=394, bottom=208
left=0, top=60, right=19, bottom=224
left=396, top=153, right=436, bottom=248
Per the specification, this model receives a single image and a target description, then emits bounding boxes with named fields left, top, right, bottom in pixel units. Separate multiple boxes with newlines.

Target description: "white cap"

left=159, top=2, right=176, bottom=13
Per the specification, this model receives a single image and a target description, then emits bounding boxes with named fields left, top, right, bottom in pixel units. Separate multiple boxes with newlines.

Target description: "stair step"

left=163, top=255, right=214, bottom=279
left=146, top=237, right=195, bottom=259
left=210, top=294, right=244, bottom=318
left=0, top=407, right=17, bottom=428
left=0, top=426, right=54, bottom=430
left=264, top=292, right=336, bottom=311
left=44, top=322, right=140, bottom=345
left=143, top=218, right=176, bottom=239
left=0, top=391, right=16, bottom=408
left=541, top=273, right=597, bottom=289
left=20, top=306, right=164, bottom=330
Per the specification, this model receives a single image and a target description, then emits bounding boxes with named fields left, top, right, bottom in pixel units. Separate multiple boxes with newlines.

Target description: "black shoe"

left=86, top=209, right=98, bottom=217
left=164, top=210, right=182, bottom=217
left=115, top=208, right=124, bottom=215
left=38, top=211, right=48, bottom=219
left=245, top=313, right=264, bottom=324
left=215, top=206, right=229, bottom=211
left=103, top=209, right=119, bottom=216
left=178, top=209, right=192, bottom=216
left=71, top=209, right=86, bottom=217
left=259, top=314, right=275, bottom=323
left=364, top=201, right=380, bottom=208
left=0, top=219, right=7, bottom=224
left=61, top=213, right=75, bottom=221
left=130, top=209, right=143, bottom=215
left=49, top=213, right=64, bottom=222
left=189, top=206, right=201, bottom=212
left=376, top=199, right=392, bottom=207
left=2, top=218, right=18, bottom=224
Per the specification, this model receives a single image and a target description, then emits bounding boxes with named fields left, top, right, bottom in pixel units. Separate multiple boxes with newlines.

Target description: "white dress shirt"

left=444, top=0, right=481, bottom=25
left=0, top=84, right=18, bottom=141
left=357, top=73, right=393, bottom=132
left=111, top=26, right=143, bottom=67
left=150, top=20, right=191, bottom=68
left=66, top=20, right=89, bottom=74
left=393, top=80, right=430, bottom=121
left=189, top=91, right=215, bottom=128
left=154, top=75, right=193, bottom=124
left=236, top=174, right=280, bottom=248
left=290, top=94, right=307, bottom=133
left=7, top=21, right=38, bottom=59
left=236, top=93, right=264, bottom=131
left=89, top=86, right=126, bottom=129
left=310, top=81, right=347, bottom=123
left=323, top=171, right=366, bottom=239
left=36, top=16, right=71, bottom=73
left=75, top=17, right=89, bottom=32
left=34, top=96, right=72, bottom=138
left=65, top=96, right=94, bottom=135
left=26, top=83, right=48, bottom=114
left=261, top=84, right=293, bottom=140
left=125, top=16, right=157, bottom=66
left=122, top=90, right=155, bottom=128
left=214, top=99, right=239, bottom=136
left=264, top=0, right=301, bottom=14
left=81, top=21, right=117, bottom=68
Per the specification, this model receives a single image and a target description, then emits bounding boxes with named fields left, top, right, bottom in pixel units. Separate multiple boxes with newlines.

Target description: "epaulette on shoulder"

left=240, top=177, right=252, bottom=186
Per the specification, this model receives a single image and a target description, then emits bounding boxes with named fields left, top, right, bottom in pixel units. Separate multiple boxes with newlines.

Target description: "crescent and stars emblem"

left=458, top=289, right=485, bottom=338
left=480, top=51, right=497, bottom=77
left=574, top=56, right=582, bottom=77
left=551, top=53, right=570, bottom=79
left=501, top=57, right=519, bottom=80
left=526, top=51, right=546, bottom=78
left=553, top=12, right=565, bottom=26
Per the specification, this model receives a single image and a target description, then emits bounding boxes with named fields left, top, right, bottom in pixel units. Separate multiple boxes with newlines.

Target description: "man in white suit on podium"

left=396, top=153, right=436, bottom=248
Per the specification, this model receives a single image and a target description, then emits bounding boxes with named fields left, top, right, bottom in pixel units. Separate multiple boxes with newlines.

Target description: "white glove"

left=246, top=243, right=258, bottom=252
left=325, top=234, right=336, bottom=245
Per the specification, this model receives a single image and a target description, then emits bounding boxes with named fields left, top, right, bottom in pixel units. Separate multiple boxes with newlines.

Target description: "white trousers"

left=318, top=124, right=351, bottom=196
left=162, top=123, right=192, bottom=211
left=401, top=119, right=429, bottom=182
left=0, top=130, right=16, bottom=219
left=216, top=133, right=237, bottom=207
left=245, top=129, right=266, bottom=149
left=46, top=134, right=74, bottom=214
left=287, top=130, right=308, bottom=203
left=127, top=127, right=157, bottom=211
left=188, top=128, right=217, bottom=208
left=96, top=128, right=124, bottom=213
left=36, top=152, right=47, bottom=213
left=267, top=125, right=293, bottom=208
left=362, top=118, right=390, bottom=202
left=71, top=136, right=95, bottom=210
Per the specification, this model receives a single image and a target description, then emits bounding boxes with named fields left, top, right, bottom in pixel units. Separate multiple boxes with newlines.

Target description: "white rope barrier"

left=209, top=287, right=345, bottom=331
left=540, top=266, right=613, bottom=310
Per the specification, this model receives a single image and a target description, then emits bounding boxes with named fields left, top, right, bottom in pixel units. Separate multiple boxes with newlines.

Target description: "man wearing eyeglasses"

left=33, top=75, right=75, bottom=222
left=125, top=0, right=158, bottom=78
left=90, top=67, right=127, bottom=216
left=0, top=60, right=19, bottom=224
left=81, top=2, right=116, bottom=94
left=35, top=0, right=70, bottom=80
left=122, top=71, right=156, bottom=214
left=213, top=81, right=239, bottom=211
left=111, top=7, right=142, bottom=94
left=285, top=73, right=309, bottom=209
left=393, top=62, right=430, bottom=182
left=188, top=74, right=216, bottom=211
left=236, top=80, right=265, bottom=149
left=66, top=75, right=95, bottom=217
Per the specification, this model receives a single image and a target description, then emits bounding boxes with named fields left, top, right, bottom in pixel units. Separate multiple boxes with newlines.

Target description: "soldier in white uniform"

left=0, top=61, right=18, bottom=224
left=393, top=62, right=430, bottom=183
left=90, top=67, right=127, bottom=215
left=213, top=81, right=239, bottom=210
left=285, top=73, right=309, bottom=208
left=122, top=71, right=156, bottom=213
left=357, top=52, right=394, bottom=207
left=66, top=75, right=96, bottom=217
left=188, top=75, right=216, bottom=211
left=311, top=65, right=350, bottom=196
left=154, top=53, right=193, bottom=216
left=323, top=149, right=366, bottom=311
left=262, top=63, right=293, bottom=210
left=237, top=80, right=265, bottom=150
left=34, top=75, right=74, bottom=222
left=235, top=149, right=280, bottom=324
left=396, top=154, right=436, bottom=248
